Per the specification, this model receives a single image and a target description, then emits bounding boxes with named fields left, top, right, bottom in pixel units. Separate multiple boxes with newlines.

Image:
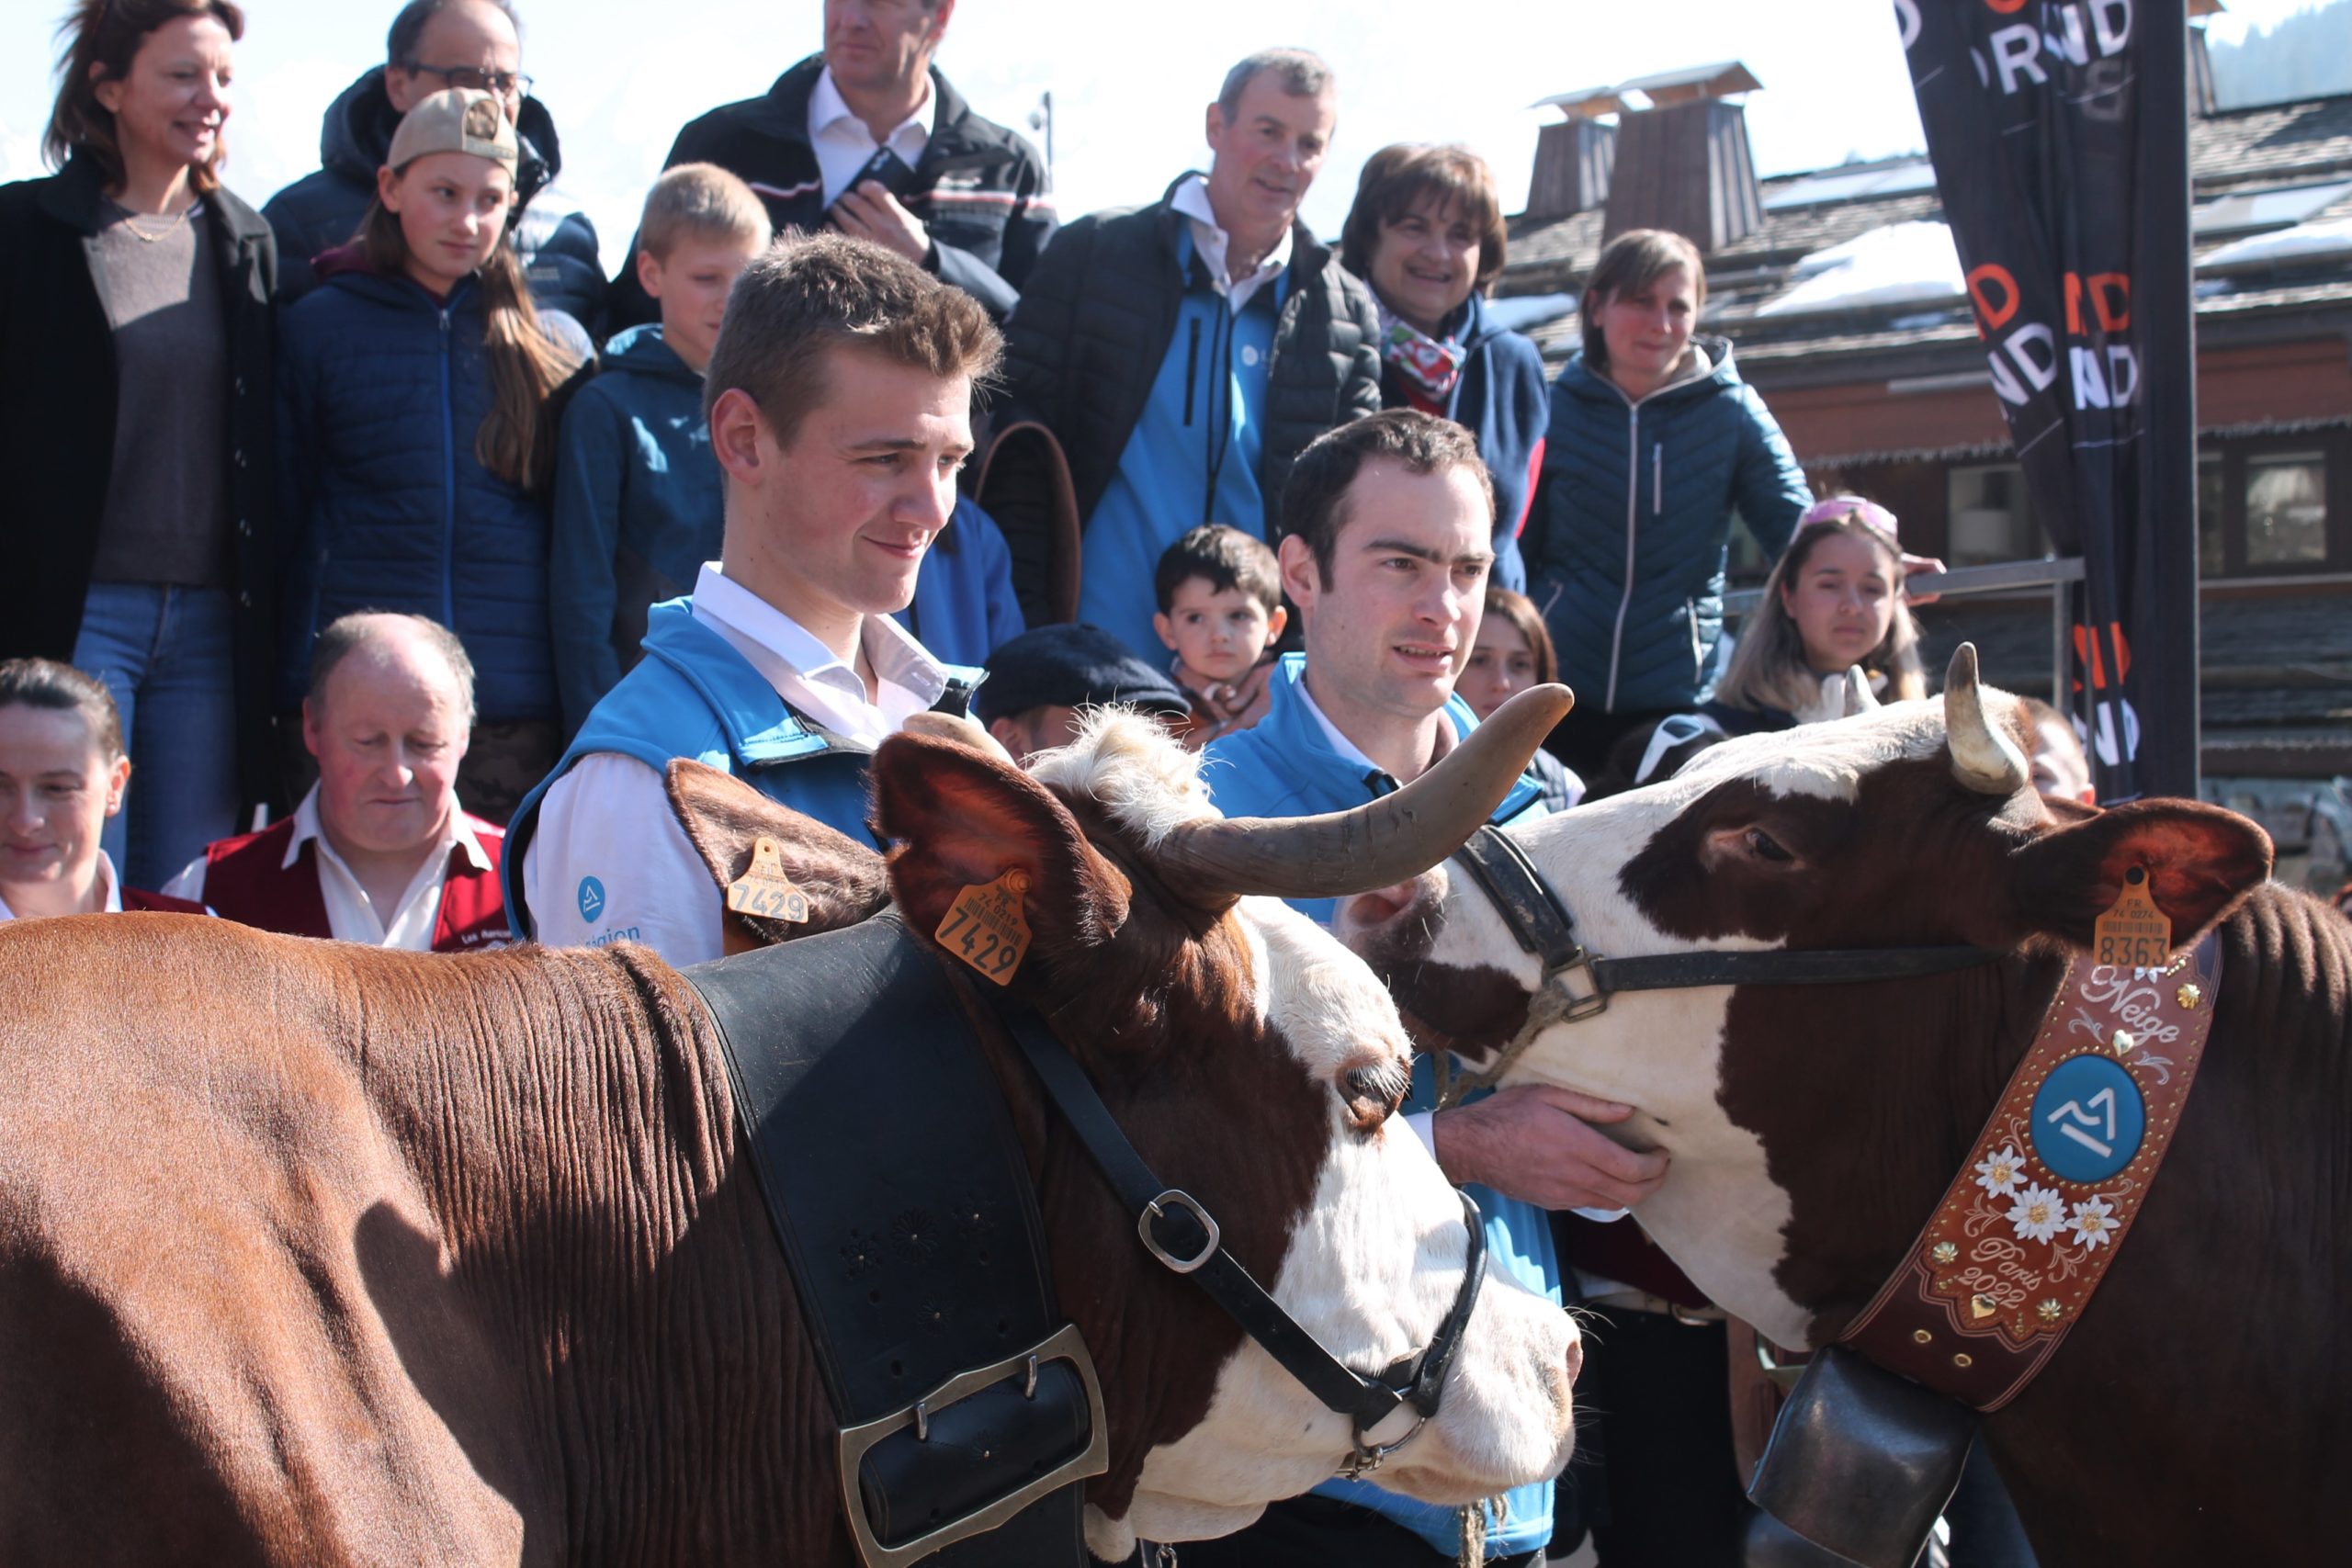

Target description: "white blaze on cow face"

left=1030, top=720, right=1579, bottom=1559
left=1341, top=701, right=1989, bottom=1350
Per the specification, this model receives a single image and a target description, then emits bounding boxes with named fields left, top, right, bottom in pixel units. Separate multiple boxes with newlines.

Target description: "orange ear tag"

left=936, top=869, right=1033, bottom=986
left=726, top=837, right=811, bottom=924
left=2092, top=866, right=2171, bottom=969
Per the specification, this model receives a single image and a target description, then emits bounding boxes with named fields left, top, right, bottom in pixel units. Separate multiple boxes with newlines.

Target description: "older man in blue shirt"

left=1194, top=411, right=1668, bottom=1568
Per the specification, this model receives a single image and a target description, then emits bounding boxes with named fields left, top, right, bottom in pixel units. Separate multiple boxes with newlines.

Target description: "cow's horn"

left=1944, top=643, right=2029, bottom=795
left=1157, top=682, right=1575, bottom=899
left=1840, top=665, right=1881, bottom=716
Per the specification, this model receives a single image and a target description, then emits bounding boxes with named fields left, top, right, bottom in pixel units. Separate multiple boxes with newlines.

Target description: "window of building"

left=2244, top=452, right=2329, bottom=567
left=1944, top=464, right=2048, bottom=566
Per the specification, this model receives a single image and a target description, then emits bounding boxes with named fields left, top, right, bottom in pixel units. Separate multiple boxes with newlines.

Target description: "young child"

left=277, top=88, right=592, bottom=820
left=1151, top=524, right=1286, bottom=748
left=548, top=164, right=772, bottom=736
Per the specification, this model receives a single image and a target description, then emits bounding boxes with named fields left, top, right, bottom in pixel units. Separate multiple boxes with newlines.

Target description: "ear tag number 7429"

left=937, top=869, right=1033, bottom=986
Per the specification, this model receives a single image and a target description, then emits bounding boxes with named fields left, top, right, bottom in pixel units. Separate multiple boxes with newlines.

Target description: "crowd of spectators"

left=0, top=2, right=2023, bottom=1564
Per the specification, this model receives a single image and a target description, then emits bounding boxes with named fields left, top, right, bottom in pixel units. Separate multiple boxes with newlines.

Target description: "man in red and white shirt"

left=167, top=613, right=511, bottom=952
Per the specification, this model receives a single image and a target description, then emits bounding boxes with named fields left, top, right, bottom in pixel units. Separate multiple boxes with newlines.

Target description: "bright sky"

left=0, top=0, right=2332, bottom=279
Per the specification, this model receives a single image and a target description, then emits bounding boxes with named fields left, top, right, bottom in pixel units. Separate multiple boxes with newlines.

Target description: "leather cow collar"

left=1838, top=932, right=2223, bottom=1409
left=686, top=912, right=1489, bottom=1567
left=1436, top=824, right=2004, bottom=1105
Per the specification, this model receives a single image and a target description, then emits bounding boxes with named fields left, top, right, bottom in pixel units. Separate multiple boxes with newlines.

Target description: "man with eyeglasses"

left=261, top=0, right=604, bottom=324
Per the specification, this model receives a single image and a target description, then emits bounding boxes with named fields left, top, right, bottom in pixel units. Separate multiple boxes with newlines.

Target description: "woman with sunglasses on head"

left=0, top=0, right=278, bottom=894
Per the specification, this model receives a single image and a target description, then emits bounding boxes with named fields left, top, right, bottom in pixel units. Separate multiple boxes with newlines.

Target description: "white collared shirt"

left=0, top=850, right=126, bottom=921
left=522, top=566, right=949, bottom=967
left=808, top=64, right=933, bottom=209
left=1169, top=173, right=1293, bottom=314
left=688, top=564, right=946, bottom=743
left=164, top=785, right=489, bottom=950
left=1293, top=673, right=1456, bottom=783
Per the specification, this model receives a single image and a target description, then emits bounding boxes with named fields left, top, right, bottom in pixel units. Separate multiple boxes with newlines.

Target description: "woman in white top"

left=0, top=658, right=204, bottom=920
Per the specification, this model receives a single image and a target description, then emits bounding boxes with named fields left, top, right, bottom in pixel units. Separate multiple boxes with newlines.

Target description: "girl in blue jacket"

left=277, top=88, right=588, bottom=815
left=1340, top=144, right=1550, bottom=593
left=1524, top=229, right=1814, bottom=776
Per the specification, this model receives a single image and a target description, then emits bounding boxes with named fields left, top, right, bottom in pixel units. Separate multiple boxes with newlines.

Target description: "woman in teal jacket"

left=1523, top=229, right=1812, bottom=775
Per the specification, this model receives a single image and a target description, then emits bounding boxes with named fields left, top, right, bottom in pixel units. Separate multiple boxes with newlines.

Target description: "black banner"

left=1897, top=0, right=2199, bottom=799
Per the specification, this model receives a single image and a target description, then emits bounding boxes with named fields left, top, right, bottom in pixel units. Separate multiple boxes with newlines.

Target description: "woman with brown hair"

left=1340, top=143, right=1551, bottom=592
left=276, top=86, right=590, bottom=820
left=1456, top=587, right=1585, bottom=812
left=1712, top=495, right=1927, bottom=724
left=1521, top=228, right=1815, bottom=778
left=0, top=0, right=277, bottom=891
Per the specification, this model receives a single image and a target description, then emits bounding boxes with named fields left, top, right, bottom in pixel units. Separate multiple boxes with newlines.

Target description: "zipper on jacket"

left=1605, top=406, right=1641, bottom=712
left=1183, top=319, right=1202, bottom=426
left=438, top=307, right=458, bottom=630
left=1653, top=442, right=1664, bottom=517
left=1687, top=595, right=1703, bottom=684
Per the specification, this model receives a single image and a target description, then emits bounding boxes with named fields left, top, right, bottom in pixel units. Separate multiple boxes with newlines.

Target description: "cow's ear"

left=871, top=731, right=1130, bottom=961
left=2008, top=798, right=2272, bottom=949
left=664, top=760, right=892, bottom=944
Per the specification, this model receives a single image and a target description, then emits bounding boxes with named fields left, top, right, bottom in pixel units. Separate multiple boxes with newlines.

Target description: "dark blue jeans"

left=70, top=582, right=241, bottom=891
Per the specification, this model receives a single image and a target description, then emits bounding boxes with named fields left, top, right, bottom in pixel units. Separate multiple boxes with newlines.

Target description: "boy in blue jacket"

left=549, top=164, right=771, bottom=736
left=1195, top=412, right=1666, bottom=1568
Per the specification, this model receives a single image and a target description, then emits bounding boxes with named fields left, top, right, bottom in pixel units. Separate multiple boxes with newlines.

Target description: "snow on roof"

left=1484, top=292, right=1578, bottom=333
left=2199, top=214, right=2352, bottom=269
left=1753, top=220, right=1965, bottom=317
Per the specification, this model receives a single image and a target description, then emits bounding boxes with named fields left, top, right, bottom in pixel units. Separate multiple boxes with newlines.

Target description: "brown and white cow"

left=0, top=697, right=1577, bottom=1566
left=1342, top=650, right=2343, bottom=1565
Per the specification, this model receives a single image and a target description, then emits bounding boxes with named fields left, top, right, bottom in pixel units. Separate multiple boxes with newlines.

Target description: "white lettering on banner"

left=1893, top=0, right=1920, bottom=51
left=2092, top=0, right=2134, bottom=56
left=1990, top=25, right=2049, bottom=94
left=1978, top=5, right=2134, bottom=96
left=2089, top=696, right=2141, bottom=768
left=2067, top=346, right=2142, bottom=411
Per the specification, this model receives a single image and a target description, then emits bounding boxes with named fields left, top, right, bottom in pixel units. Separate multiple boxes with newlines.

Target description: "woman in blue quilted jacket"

left=1524, top=229, right=1814, bottom=776
left=277, top=88, right=589, bottom=820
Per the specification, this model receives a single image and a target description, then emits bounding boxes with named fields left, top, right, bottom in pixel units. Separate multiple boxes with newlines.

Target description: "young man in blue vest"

left=1193, top=411, right=1668, bottom=1568
left=509, top=233, right=1001, bottom=964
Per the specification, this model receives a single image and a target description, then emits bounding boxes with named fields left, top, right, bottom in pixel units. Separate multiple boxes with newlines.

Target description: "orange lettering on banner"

left=2071, top=624, right=2133, bottom=693
left=1984, top=0, right=2030, bottom=13
left=1969, top=264, right=2021, bottom=332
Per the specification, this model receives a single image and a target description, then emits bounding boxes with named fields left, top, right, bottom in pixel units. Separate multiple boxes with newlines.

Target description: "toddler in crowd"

left=1151, top=525, right=1286, bottom=748
left=549, top=164, right=772, bottom=736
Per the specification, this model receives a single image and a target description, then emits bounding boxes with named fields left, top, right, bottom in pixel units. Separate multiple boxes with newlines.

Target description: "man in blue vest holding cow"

left=509, top=232, right=1001, bottom=964
left=1194, top=411, right=1668, bottom=1567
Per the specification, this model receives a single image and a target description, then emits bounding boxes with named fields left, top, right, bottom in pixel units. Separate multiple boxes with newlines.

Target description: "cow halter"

left=979, top=988, right=1490, bottom=1478
left=1436, top=825, right=2007, bottom=1106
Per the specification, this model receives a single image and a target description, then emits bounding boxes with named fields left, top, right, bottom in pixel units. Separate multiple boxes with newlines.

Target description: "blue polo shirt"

left=1202, top=655, right=1559, bottom=1560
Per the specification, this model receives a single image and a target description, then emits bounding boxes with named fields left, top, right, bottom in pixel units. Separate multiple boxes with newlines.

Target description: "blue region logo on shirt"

left=577, top=875, right=606, bottom=924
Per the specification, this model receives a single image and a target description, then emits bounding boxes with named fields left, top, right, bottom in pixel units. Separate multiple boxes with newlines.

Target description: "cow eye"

left=1744, top=827, right=1794, bottom=863
left=1343, top=1061, right=1409, bottom=1134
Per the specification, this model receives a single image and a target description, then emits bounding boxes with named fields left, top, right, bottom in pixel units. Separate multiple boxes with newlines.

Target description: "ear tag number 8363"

left=2092, top=866, right=2172, bottom=970
left=937, top=869, right=1033, bottom=986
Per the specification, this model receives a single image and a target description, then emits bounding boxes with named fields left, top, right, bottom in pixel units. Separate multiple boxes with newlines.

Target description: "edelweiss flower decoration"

left=2067, top=1196, right=2119, bottom=1250
left=1973, top=1145, right=2024, bottom=1199
left=2008, top=1183, right=2067, bottom=1245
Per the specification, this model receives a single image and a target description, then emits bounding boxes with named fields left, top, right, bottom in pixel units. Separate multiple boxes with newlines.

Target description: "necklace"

left=113, top=202, right=197, bottom=243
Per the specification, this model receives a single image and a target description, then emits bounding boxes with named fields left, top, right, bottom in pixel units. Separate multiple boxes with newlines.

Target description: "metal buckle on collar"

left=836, top=1323, right=1111, bottom=1568
left=1543, top=947, right=1609, bottom=1021
left=1140, top=1190, right=1220, bottom=1274
left=1339, top=1410, right=1430, bottom=1480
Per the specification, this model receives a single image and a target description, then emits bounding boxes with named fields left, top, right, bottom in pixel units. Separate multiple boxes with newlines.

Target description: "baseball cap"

left=975, top=625, right=1193, bottom=724
left=388, top=87, right=519, bottom=174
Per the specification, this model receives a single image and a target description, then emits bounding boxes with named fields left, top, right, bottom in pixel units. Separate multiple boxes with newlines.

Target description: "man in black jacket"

left=992, top=48, right=1381, bottom=654
left=611, top=0, right=1052, bottom=326
left=260, top=0, right=605, bottom=324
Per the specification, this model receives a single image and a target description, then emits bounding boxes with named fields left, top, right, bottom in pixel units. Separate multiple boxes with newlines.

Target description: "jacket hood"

left=599, top=322, right=698, bottom=383
left=318, top=66, right=560, bottom=204
left=1558, top=333, right=1742, bottom=405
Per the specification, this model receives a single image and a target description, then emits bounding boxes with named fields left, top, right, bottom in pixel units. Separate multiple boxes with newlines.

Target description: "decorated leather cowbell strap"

left=1838, top=932, right=2222, bottom=1412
